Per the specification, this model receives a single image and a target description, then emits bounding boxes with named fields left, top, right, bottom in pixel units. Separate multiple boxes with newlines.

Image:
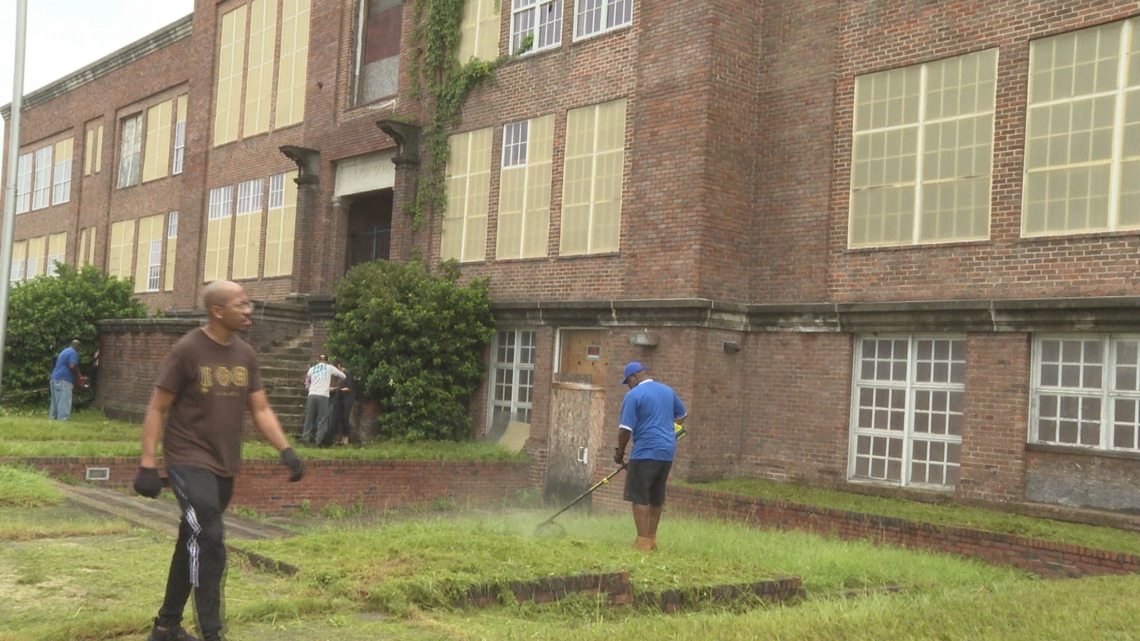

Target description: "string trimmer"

left=534, top=424, right=688, bottom=537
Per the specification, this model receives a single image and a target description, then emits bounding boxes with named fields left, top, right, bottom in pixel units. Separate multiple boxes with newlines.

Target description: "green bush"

left=325, top=260, right=495, bottom=441
left=3, top=264, right=147, bottom=405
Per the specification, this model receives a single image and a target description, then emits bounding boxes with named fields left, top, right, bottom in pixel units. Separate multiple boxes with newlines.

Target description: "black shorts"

left=623, top=459, right=673, bottom=506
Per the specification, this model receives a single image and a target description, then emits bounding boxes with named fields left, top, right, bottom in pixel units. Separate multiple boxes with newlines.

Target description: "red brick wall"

left=12, top=456, right=530, bottom=516
left=829, top=1, right=1140, bottom=302
left=960, top=333, right=1030, bottom=502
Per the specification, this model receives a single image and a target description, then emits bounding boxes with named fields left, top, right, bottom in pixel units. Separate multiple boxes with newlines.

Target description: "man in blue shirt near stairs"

left=613, top=361, right=687, bottom=551
left=50, top=339, right=83, bottom=421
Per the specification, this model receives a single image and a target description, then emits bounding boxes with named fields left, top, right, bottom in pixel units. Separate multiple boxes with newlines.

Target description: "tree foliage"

left=2, top=264, right=147, bottom=405
left=325, top=260, right=495, bottom=441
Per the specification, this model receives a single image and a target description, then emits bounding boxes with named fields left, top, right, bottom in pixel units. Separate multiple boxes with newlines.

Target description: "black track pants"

left=157, top=465, right=234, bottom=638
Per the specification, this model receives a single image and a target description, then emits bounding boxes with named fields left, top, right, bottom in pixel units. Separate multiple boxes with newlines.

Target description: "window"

left=25, top=236, right=45, bottom=279
left=165, top=212, right=178, bottom=291
left=575, top=0, right=630, bottom=39
left=232, top=179, right=264, bottom=280
left=78, top=226, right=97, bottom=266
left=118, top=113, right=143, bottom=188
left=264, top=172, right=298, bottom=277
left=458, top=0, right=500, bottom=62
left=245, top=0, right=278, bottom=137
left=276, top=0, right=312, bottom=128
left=135, top=214, right=165, bottom=293
left=52, top=138, right=73, bottom=205
left=9, top=241, right=25, bottom=284
left=849, top=49, right=997, bottom=247
left=512, top=0, right=561, bottom=54
left=15, top=153, right=31, bottom=214
left=498, top=115, right=554, bottom=259
left=32, top=146, right=52, bottom=210
left=1024, top=18, right=1140, bottom=236
left=108, top=220, right=135, bottom=280
left=850, top=336, right=965, bottom=489
left=143, top=100, right=172, bottom=183
left=84, top=123, right=104, bottom=176
left=560, top=99, right=626, bottom=255
left=441, top=128, right=492, bottom=262
left=215, top=5, right=248, bottom=146
left=46, top=233, right=66, bottom=276
left=1030, top=336, right=1140, bottom=451
left=488, top=329, right=537, bottom=432
left=205, top=186, right=234, bottom=281
left=173, top=96, right=187, bottom=175
left=354, top=0, right=403, bottom=104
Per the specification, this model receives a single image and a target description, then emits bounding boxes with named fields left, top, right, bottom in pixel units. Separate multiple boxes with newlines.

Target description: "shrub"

left=2, top=264, right=147, bottom=405
left=324, top=260, right=495, bottom=441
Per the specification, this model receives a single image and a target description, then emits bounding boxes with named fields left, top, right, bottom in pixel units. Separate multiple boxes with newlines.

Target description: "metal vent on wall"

left=85, top=467, right=110, bottom=482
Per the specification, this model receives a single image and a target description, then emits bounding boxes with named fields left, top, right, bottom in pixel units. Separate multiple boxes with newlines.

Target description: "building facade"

left=6, top=0, right=1140, bottom=513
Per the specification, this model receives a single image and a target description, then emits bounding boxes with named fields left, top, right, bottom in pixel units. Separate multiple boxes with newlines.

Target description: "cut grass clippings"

left=677, top=477, right=1140, bottom=557
left=0, top=465, right=63, bottom=508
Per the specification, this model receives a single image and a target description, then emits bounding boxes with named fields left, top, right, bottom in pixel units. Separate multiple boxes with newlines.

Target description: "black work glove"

left=133, top=466, right=163, bottom=498
left=614, top=448, right=625, bottom=465
left=280, top=447, right=305, bottom=482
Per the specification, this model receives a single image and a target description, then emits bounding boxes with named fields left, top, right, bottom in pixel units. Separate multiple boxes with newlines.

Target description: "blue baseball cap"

left=622, top=361, right=646, bottom=384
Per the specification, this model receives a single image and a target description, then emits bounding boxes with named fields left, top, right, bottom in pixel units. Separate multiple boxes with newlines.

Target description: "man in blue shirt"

left=50, top=339, right=83, bottom=421
left=614, top=362, right=687, bottom=551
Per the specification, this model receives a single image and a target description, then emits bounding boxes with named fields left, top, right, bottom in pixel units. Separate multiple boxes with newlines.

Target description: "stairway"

left=257, top=327, right=313, bottom=437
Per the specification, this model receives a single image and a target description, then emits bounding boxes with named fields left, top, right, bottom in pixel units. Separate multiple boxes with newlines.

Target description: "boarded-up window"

left=143, top=100, right=172, bottom=183
left=276, top=0, right=311, bottom=128
left=215, top=5, right=248, bottom=146
left=264, top=172, right=298, bottom=277
left=10, top=241, right=26, bottom=284
left=25, top=236, right=45, bottom=279
left=47, top=232, right=66, bottom=276
left=205, top=186, right=234, bottom=282
left=457, top=0, right=499, bottom=62
left=442, top=128, right=492, bottom=262
left=232, top=179, right=265, bottom=280
left=849, top=49, right=997, bottom=247
left=497, top=115, right=553, bottom=259
left=560, top=99, right=625, bottom=255
left=245, top=0, right=279, bottom=136
left=52, top=138, right=73, bottom=205
left=108, top=220, right=135, bottom=280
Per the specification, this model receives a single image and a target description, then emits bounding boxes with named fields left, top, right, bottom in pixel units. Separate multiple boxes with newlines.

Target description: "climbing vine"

left=403, top=0, right=531, bottom=231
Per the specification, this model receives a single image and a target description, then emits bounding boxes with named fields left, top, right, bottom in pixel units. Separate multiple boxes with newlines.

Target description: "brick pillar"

left=280, top=145, right=322, bottom=293
left=377, top=120, right=421, bottom=263
left=960, top=332, right=1030, bottom=502
left=330, top=196, right=349, bottom=282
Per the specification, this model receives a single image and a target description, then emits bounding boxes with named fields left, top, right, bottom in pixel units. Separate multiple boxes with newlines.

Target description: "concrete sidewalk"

left=58, top=481, right=294, bottom=541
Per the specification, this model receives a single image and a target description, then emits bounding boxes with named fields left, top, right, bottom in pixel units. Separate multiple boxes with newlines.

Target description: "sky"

left=0, top=0, right=194, bottom=150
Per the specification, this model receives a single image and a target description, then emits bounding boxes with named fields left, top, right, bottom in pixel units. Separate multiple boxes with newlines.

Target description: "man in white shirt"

left=302, top=354, right=344, bottom=446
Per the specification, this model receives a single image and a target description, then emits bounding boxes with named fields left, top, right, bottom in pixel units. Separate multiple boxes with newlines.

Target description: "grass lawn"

left=0, top=408, right=527, bottom=462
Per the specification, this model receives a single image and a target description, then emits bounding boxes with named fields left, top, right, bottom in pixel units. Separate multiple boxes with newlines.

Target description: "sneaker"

left=148, top=621, right=202, bottom=641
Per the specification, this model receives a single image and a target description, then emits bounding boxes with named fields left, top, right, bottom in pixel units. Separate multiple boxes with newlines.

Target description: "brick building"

left=6, top=0, right=1140, bottom=513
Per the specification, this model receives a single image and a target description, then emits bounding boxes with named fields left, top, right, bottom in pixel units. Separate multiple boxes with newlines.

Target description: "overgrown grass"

left=678, top=477, right=1140, bottom=556
left=0, top=465, right=63, bottom=508
left=241, top=513, right=1026, bottom=616
left=0, top=409, right=527, bottom=462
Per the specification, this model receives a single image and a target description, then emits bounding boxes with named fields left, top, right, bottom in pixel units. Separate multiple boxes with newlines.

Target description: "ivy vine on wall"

left=403, top=0, right=532, bottom=231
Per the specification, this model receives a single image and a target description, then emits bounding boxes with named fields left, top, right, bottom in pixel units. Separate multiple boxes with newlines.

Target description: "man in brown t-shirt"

left=133, top=280, right=304, bottom=641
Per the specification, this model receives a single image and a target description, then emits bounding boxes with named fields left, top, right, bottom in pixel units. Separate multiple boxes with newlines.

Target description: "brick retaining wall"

left=663, top=485, right=1140, bottom=579
left=9, top=457, right=531, bottom=515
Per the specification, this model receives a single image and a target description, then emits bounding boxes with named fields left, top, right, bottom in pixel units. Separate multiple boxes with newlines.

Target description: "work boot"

left=633, top=536, right=655, bottom=551
left=650, top=536, right=658, bottom=551
left=147, top=620, right=202, bottom=641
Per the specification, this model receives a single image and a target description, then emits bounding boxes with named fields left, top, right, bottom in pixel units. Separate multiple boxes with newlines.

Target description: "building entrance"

left=346, top=189, right=393, bottom=269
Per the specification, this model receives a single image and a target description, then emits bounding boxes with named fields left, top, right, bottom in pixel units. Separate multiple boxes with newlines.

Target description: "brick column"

left=280, top=145, right=322, bottom=293
left=377, top=120, right=421, bottom=263
left=960, top=332, right=1030, bottom=502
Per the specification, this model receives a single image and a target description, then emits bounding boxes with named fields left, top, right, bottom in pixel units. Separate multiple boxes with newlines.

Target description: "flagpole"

left=0, top=0, right=30, bottom=391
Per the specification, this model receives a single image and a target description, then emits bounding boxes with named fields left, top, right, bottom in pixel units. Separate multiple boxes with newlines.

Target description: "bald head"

left=203, top=280, right=242, bottom=310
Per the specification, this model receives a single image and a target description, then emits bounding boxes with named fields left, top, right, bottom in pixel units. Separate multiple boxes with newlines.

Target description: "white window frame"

left=512, top=0, right=562, bottom=54
left=168, top=211, right=179, bottom=239
left=32, top=146, right=53, bottom=210
left=502, top=120, right=529, bottom=168
left=1030, top=335, right=1140, bottom=452
left=172, top=120, right=186, bottom=175
left=15, top=153, right=32, bottom=214
left=574, top=0, right=631, bottom=40
left=10, top=256, right=24, bottom=284
left=849, top=334, right=966, bottom=490
left=236, top=178, right=264, bottom=215
left=268, top=173, right=285, bottom=208
left=487, top=328, right=537, bottom=431
left=52, top=151, right=72, bottom=206
left=209, top=185, right=234, bottom=221
left=146, top=239, right=163, bottom=292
